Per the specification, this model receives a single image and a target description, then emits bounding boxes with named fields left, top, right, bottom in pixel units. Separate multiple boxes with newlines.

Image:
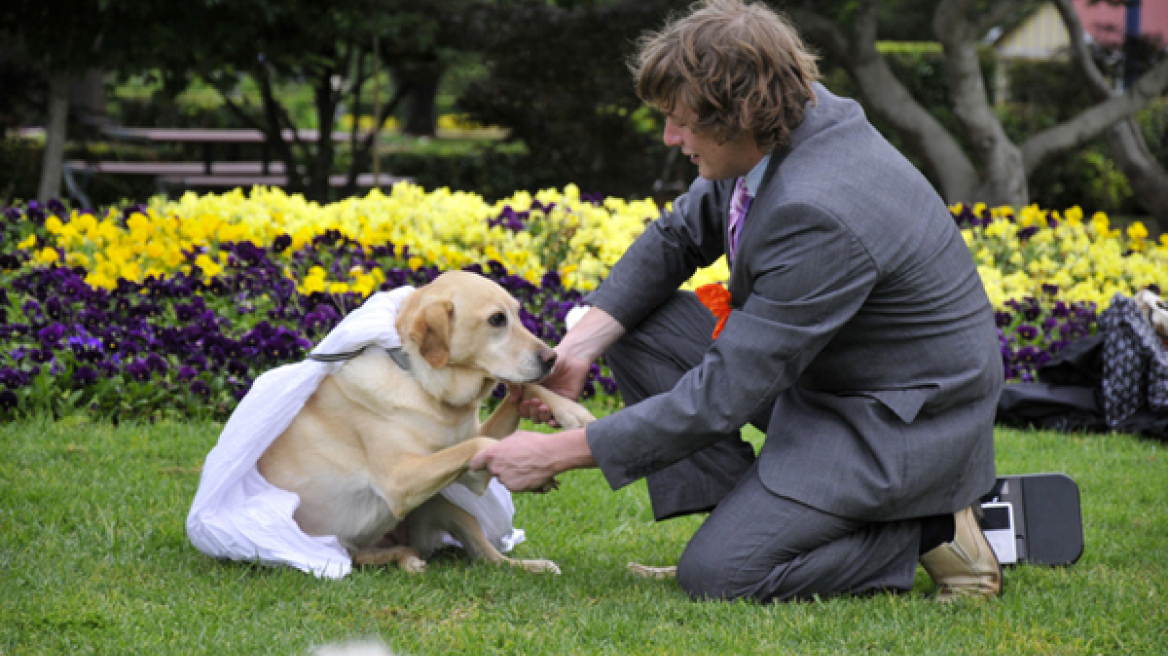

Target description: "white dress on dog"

left=186, top=287, right=525, bottom=579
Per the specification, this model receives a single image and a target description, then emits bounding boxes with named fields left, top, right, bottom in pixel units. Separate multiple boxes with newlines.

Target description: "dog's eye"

left=489, top=312, right=507, bottom=328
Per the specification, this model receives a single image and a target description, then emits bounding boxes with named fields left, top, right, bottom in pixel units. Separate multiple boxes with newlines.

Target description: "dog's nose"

left=539, top=348, right=557, bottom=376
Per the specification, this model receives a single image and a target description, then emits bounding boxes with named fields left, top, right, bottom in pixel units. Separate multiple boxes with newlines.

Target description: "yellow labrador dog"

left=258, top=271, right=594, bottom=574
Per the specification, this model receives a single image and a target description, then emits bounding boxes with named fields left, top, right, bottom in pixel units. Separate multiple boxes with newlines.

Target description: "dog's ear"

left=408, top=299, right=453, bottom=368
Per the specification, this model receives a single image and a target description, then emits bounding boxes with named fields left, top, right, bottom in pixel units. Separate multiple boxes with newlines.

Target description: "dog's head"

left=396, top=271, right=557, bottom=383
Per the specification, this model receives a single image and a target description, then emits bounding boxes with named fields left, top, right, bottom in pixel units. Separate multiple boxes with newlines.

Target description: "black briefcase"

left=978, top=473, right=1084, bottom=566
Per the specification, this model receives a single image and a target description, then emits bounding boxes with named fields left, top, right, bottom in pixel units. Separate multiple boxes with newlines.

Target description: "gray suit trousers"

left=605, top=291, right=923, bottom=601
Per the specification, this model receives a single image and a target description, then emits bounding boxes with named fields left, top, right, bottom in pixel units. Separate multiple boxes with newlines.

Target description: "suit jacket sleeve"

left=586, top=197, right=880, bottom=491
left=586, top=177, right=729, bottom=331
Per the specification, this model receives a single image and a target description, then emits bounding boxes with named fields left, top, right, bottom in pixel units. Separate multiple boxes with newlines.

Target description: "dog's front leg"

left=478, top=385, right=525, bottom=438
left=519, top=384, right=596, bottom=429
left=374, top=437, right=498, bottom=519
left=479, top=384, right=596, bottom=438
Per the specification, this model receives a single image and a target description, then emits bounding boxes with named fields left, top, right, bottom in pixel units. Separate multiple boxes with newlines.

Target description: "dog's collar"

left=306, top=346, right=411, bottom=372
left=386, top=348, right=412, bottom=371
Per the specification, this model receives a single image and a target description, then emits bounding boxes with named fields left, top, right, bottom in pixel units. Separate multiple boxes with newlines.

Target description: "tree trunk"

left=37, top=70, right=70, bottom=203
left=393, top=61, right=445, bottom=137
left=308, top=66, right=339, bottom=202
left=342, top=67, right=412, bottom=197
left=251, top=65, right=309, bottom=197
left=69, top=68, right=108, bottom=136
left=1106, top=119, right=1168, bottom=224
left=934, top=0, right=1028, bottom=207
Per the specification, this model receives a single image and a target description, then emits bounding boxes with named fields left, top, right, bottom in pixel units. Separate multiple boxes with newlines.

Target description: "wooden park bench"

left=62, top=126, right=410, bottom=207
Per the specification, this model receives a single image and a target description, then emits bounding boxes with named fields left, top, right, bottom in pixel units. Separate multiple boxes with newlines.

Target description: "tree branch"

left=254, top=63, right=308, bottom=193
left=205, top=73, right=268, bottom=134
left=934, top=0, right=979, bottom=41
left=786, top=7, right=852, bottom=65
left=853, top=0, right=881, bottom=53
left=1020, top=58, right=1168, bottom=173
left=350, top=82, right=411, bottom=183
left=306, top=61, right=341, bottom=199
left=1051, top=0, right=1112, bottom=95
left=344, top=46, right=368, bottom=191
left=934, top=0, right=1028, bottom=204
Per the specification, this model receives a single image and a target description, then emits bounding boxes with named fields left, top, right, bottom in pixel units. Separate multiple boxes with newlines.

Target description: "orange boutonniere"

left=696, top=283, right=732, bottom=339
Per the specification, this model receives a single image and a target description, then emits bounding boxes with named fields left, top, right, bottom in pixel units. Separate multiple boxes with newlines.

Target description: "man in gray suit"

left=472, top=0, right=1003, bottom=602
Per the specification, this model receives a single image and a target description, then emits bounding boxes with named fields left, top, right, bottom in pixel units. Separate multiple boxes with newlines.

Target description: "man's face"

left=663, top=103, right=765, bottom=181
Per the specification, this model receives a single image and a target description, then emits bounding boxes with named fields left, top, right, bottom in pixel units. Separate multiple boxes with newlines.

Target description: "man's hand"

left=519, top=305, right=625, bottom=425
left=470, top=427, right=595, bottom=493
left=516, top=351, right=592, bottom=425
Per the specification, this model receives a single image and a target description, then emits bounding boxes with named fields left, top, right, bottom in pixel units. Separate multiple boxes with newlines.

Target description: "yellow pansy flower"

left=194, top=253, right=223, bottom=278
left=15, top=185, right=1161, bottom=328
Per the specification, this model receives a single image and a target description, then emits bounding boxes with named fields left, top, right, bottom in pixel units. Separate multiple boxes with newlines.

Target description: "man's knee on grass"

left=676, top=543, right=763, bottom=602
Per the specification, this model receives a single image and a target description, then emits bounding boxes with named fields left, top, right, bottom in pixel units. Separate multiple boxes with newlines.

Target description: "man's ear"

left=408, top=300, right=453, bottom=368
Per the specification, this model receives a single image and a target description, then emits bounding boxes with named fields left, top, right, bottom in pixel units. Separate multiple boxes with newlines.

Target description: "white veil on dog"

left=186, top=287, right=525, bottom=579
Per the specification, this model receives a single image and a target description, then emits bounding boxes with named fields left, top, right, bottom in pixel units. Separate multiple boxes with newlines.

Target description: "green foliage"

left=6, top=0, right=1164, bottom=213
left=104, top=0, right=488, bottom=202
left=995, top=59, right=1165, bottom=216
left=456, top=0, right=682, bottom=199
left=109, top=73, right=319, bottom=129
left=1024, top=146, right=1135, bottom=216
left=380, top=142, right=541, bottom=203
left=1001, top=58, right=1096, bottom=126
left=1138, top=97, right=1168, bottom=169
left=872, top=0, right=938, bottom=42
left=2, top=417, right=1167, bottom=653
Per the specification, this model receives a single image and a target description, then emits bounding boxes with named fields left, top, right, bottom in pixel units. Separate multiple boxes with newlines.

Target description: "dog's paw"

left=549, top=401, right=596, bottom=430
left=520, top=385, right=595, bottom=430
left=515, top=558, right=561, bottom=575
left=354, top=546, right=427, bottom=573
left=401, top=555, right=428, bottom=574
left=627, top=562, right=677, bottom=579
left=456, top=467, right=494, bottom=495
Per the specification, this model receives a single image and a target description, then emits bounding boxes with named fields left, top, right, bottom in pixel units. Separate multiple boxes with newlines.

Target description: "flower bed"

left=952, top=203, right=1166, bottom=381
left=1, top=186, right=1164, bottom=421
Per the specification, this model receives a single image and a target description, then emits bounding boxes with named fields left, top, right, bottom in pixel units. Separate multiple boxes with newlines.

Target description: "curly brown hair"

left=630, top=0, right=820, bottom=150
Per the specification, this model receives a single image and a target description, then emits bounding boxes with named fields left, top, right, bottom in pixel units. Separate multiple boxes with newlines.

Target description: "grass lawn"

left=2, top=411, right=1166, bottom=655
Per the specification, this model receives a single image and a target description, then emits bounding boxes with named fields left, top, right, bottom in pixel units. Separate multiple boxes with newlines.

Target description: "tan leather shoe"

left=919, top=505, right=1002, bottom=601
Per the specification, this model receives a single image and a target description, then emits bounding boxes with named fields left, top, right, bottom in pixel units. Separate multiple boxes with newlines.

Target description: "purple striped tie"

left=727, top=177, right=753, bottom=263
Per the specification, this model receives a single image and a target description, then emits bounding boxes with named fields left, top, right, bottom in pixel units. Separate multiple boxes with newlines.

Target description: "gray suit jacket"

left=585, top=84, right=1001, bottom=521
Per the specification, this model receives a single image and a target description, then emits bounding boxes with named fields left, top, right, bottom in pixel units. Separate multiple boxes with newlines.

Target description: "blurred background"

left=1, top=0, right=1165, bottom=232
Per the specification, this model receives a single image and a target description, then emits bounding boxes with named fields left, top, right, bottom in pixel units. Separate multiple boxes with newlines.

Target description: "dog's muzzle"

left=539, top=348, right=557, bottom=378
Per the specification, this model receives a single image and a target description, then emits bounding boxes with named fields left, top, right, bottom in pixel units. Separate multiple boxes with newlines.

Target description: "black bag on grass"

left=996, top=293, right=1168, bottom=441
